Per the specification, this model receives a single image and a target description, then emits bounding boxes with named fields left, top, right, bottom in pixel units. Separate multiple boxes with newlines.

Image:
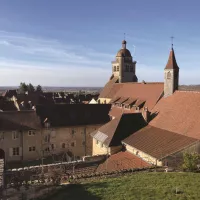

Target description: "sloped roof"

left=112, top=83, right=164, bottom=110
left=123, top=125, right=198, bottom=159
left=100, top=81, right=164, bottom=110
left=116, top=48, right=132, bottom=57
left=91, top=113, right=147, bottom=146
left=36, top=104, right=111, bottom=127
left=0, top=111, right=41, bottom=130
left=150, top=91, right=200, bottom=139
left=99, top=77, right=121, bottom=99
left=97, top=151, right=151, bottom=172
left=0, top=99, right=17, bottom=111
left=109, top=106, right=135, bottom=118
left=165, top=48, right=179, bottom=70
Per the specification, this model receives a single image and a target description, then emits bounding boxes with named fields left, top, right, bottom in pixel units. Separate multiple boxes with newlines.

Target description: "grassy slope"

left=47, top=172, right=200, bottom=200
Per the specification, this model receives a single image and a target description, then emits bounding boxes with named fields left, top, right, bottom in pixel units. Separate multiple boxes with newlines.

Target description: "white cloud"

left=0, top=31, right=113, bottom=86
left=0, top=31, right=200, bottom=86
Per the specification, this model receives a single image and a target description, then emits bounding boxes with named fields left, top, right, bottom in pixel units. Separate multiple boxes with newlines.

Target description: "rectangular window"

left=44, top=135, right=50, bottom=143
left=101, top=143, right=104, bottom=148
left=29, top=146, right=36, bottom=152
left=51, top=144, right=55, bottom=150
left=96, top=140, right=99, bottom=145
left=71, top=129, right=75, bottom=137
left=82, top=141, right=85, bottom=146
left=12, top=131, right=19, bottom=140
left=130, top=66, right=133, bottom=72
left=13, top=147, right=19, bottom=156
left=0, top=132, right=4, bottom=140
left=45, top=147, right=50, bottom=152
left=71, top=141, right=76, bottom=147
left=28, top=130, right=35, bottom=136
left=117, top=66, right=119, bottom=71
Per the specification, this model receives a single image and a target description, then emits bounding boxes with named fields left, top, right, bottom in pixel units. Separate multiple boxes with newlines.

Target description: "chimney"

left=142, top=107, right=150, bottom=123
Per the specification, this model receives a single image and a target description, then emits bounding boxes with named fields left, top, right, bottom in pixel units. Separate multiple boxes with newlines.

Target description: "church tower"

left=111, top=40, right=138, bottom=83
left=164, top=46, right=179, bottom=97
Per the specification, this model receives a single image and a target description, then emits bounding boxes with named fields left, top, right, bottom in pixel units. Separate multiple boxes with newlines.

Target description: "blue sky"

left=0, top=0, right=200, bottom=86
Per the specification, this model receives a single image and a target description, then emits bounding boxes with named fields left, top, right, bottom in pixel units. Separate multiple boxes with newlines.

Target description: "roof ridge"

left=176, top=90, right=200, bottom=94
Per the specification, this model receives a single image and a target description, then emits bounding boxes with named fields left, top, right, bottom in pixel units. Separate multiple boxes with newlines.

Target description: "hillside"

left=46, top=172, right=200, bottom=200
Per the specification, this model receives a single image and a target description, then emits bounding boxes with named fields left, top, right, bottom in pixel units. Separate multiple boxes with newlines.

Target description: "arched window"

left=167, top=72, right=171, bottom=79
left=114, top=66, right=116, bottom=72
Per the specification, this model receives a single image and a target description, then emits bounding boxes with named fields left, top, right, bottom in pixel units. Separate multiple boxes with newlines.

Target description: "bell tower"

left=111, top=40, right=138, bottom=83
left=164, top=45, right=179, bottom=97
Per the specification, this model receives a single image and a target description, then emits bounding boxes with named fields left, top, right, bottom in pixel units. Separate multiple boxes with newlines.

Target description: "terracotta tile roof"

left=123, top=125, right=198, bottom=159
left=110, top=96, right=121, bottom=104
left=135, top=99, right=146, bottom=107
left=150, top=91, right=200, bottom=139
left=123, top=98, right=137, bottom=106
left=109, top=106, right=135, bottom=118
left=91, top=113, right=147, bottom=146
left=115, top=97, right=129, bottom=104
left=165, top=48, right=179, bottom=69
left=100, top=81, right=164, bottom=110
left=99, top=77, right=121, bottom=99
left=112, top=83, right=164, bottom=110
left=36, top=104, right=111, bottom=127
left=96, top=151, right=151, bottom=172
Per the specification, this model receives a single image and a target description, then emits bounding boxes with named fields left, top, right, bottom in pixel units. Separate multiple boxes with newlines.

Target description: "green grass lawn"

left=46, top=172, right=200, bottom=200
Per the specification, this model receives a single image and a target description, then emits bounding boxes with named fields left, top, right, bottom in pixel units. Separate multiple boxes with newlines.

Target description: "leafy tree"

left=19, top=82, right=28, bottom=93
left=36, top=85, right=43, bottom=92
left=27, top=83, right=35, bottom=92
left=182, top=152, right=200, bottom=172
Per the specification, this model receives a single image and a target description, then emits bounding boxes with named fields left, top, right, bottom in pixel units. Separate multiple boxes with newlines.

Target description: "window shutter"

left=9, top=148, right=13, bottom=157
left=19, top=147, right=22, bottom=156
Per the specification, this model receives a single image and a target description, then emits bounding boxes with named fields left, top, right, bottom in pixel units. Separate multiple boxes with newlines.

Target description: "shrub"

left=182, top=152, right=200, bottom=172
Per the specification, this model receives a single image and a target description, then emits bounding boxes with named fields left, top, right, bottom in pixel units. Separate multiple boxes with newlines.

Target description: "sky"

left=0, top=0, right=200, bottom=86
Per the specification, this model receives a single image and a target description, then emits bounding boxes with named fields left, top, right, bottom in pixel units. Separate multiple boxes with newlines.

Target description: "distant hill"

left=0, top=86, right=102, bottom=93
left=0, top=85, right=200, bottom=94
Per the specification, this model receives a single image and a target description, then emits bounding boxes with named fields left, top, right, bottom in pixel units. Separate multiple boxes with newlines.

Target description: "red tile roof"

left=123, top=125, right=198, bottom=159
left=100, top=81, right=164, bottom=111
left=91, top=113, right=147, bottom=146
left=109, top=106, right=135, bottom=118
left=99, top=77, right=122, bottom=99
left=97, top=151, right=151, bottom=172
left=150, top=91, right=200, bottom=139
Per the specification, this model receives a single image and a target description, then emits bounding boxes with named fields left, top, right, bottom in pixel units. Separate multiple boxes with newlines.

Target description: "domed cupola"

left=116, top=40, right=132, bottom=57
left=111, top=40, right=138, bottom=83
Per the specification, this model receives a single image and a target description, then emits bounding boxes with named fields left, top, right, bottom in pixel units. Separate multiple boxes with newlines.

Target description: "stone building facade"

left=0, top=104, right=111, bottom=167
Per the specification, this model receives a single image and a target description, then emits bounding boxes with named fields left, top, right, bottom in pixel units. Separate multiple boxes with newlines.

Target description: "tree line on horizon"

left=19, top=82, right=43, bottom=93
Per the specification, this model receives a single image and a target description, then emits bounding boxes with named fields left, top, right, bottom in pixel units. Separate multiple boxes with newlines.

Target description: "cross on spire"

left=171, top=36, right=174, bottom=48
